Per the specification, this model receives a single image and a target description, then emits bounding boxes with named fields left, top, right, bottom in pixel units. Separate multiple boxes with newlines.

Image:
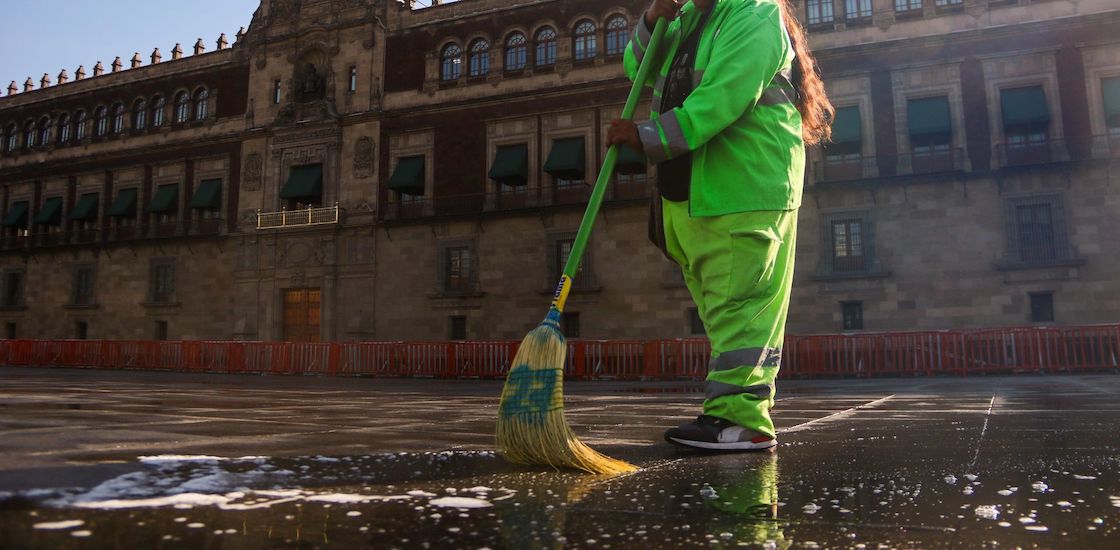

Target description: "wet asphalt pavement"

left=0, top=367, right=1117, bottom=549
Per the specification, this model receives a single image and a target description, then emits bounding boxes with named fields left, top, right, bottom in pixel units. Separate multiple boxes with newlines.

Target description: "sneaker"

left=664, top=415, right=777, bottom=451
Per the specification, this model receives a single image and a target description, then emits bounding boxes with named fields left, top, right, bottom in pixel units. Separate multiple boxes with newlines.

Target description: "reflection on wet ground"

left=0, top=368, right=1117, bottom=548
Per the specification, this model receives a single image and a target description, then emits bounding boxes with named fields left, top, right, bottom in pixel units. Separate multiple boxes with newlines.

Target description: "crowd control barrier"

left=0, top=324, right=1116, bottom=380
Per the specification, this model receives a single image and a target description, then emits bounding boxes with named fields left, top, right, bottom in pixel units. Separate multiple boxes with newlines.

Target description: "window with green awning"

left=280, top=164, right=323, bottom=200
left=388, top=156, right=426, bottom=195
left=147, top=184, right=179, bottom=213
left=907, top=96, right=952, bottom=138
left=488, top=144, right=529, bottom=186
left=614, top=145, right=647, bottom=175
left=68, top=193, right=99, bottom=221
left=544, top=137, right=586, bottom=180
left=2, top=201, right=29, bottom=228
left=1000, top=86, right=1050, bottom=128
left=1103, top=76, right=1120, bottom=128
left=189, top=179, right=222, bottom=210
left=33, top=197, right=63, bottom=226
left=108, top=189, right=138, bottom=218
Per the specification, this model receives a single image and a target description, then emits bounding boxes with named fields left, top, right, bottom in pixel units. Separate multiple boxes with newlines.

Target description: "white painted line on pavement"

left=781, top=394, right=896, bottom=434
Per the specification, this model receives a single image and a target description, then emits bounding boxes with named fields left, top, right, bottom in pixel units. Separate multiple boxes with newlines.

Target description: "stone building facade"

left=0, top=0, right=1117, bottom=342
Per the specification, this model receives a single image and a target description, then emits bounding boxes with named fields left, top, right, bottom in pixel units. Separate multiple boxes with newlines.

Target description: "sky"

left=0, top=0, right=259, bottom=90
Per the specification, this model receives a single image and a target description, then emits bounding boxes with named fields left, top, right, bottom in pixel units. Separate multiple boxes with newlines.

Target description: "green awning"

left=1103, top=77, right=1120, bottom=126
left=832, top=106, right=862, bottom=144
left=68, top=193, right=99, bottom=221
left=1, top=201, right=29, bottom=228
left=107, top=189, right=138, bottom=218
left=189, top=179, right=222, bottom=210
left=388, top=156, right=425, bottom=195
left=488, top=144, right=529, bottom=186
left=907, top=96, right=952, bottom=137
left=543, top=137, right=586, bottom=180
left=147, top=184, right=179, bottom=213
left=280, top=164, right=323, bottom=200
left=1001, top=86, right=1050, bottom=127
left=615, top=144, right=647, bottom=175
left=33, top=197, right=63, bottom=226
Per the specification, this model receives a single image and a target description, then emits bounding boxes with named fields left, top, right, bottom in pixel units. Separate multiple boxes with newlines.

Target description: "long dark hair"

left=776, top=0, right=834, bottom=145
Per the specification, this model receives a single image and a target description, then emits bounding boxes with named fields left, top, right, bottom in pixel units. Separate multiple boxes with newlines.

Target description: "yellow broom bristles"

left=497, top=322, right=638, bottom=475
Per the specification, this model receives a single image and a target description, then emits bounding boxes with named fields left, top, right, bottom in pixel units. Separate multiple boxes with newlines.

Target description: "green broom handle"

left=550, top=18, right=669, bottom=315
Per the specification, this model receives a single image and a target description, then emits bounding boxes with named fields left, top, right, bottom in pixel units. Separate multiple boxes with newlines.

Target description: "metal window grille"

left=821, top=212, right=875, bottom=275
left=846, top=0, right=872, bottom=18
left=443, top=246, right=474, bottom=292
left=441, top=44, right=462, bottom=81
left=133, top=102, right=147, bottom=130
left=150, top=263, right=175, bottom=303
left=469, top=40, right=490, bottom=77
left=606, top=16, right=628, bottom=56
left=112, top=105, right=125, bottom=134
left=842, top=301, right=864, bottom=331
left=1004, top=195, right=1072, bottom=267
left=73, top=268, right=95, bottom=306
left=194, top=89, right=209, bottom=120
left=535, top=28, right=557, bottom=66
left=58, top=116, right=71, bottom=143
left=505, top=33, right=527, bottom=70
left=574, top=21, right=597, bottom=61
left=175, top=93, right=190, bottom=122
left=151, top=98, right=165, bottom=127
left=806, top=0, right=835, bottom=25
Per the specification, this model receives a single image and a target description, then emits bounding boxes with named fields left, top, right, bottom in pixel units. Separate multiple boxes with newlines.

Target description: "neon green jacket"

left=625, top=0, right=805, bottom=216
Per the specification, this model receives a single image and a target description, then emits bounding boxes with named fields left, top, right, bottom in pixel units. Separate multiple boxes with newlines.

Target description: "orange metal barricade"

left=1, top=324, right=1117, bottom=380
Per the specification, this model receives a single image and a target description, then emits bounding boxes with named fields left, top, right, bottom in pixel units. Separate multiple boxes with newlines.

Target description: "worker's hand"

left=607, top=119, right=643, bottom=155
left=645, top=0, right=685, bottom=27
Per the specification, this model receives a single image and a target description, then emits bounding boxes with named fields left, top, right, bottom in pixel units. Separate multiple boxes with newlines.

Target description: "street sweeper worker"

left=608, top=0, right=833, bottom=450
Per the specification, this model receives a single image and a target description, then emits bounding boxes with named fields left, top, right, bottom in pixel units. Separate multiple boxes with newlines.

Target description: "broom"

left=497, top=18, right=669, bottom=475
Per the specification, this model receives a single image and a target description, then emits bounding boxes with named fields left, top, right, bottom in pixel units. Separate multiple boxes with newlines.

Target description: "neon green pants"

left=662, top=199, right=798, bottom=438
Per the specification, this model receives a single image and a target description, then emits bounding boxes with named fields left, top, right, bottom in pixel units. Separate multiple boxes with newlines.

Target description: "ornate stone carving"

left=354, top=137, right=374, bottom=178
left=240, top=209, right=258, bottom=227
left=244, top=153, right=263, bottom=191
left=298, top=63, right=326, bottom=102
left=291, top=270, right=307, bottom=288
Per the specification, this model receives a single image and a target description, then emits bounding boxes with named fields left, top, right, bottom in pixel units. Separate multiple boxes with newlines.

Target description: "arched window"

left=151, top=96, right=165, bottom=128
left=605, top=15, right=629, bottom=56
left=441, top=43, right=462, bottom=81
left=505, top=32, right=527, bottom=71
left=4, top=124, right=17, bottom=152
left=574, top=20, right=597, bottom=61
left=111, top=103, right=125, bottom=134
left=24, top=120, right=36, bottom=148
left=58, top=114, right=71, bottom=144
left=94, top=107, right=109, bottom=137
left=75, top=111, right=88, bottom=139
left=468, top=39, right=490, bottom=77
left=535, top=27, right=557, bottom=67
left=174, top=92, right=191, bottom=123
left=194, top=88, right=209, bottom=120
left=37, top=117, right=51, bottom=146
left=133, top=99, right=148, bottom=131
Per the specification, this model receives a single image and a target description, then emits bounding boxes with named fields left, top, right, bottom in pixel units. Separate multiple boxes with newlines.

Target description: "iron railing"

left=257, top=204, right=340, bottom=230
left=993, top=138, right=1070, bottom=167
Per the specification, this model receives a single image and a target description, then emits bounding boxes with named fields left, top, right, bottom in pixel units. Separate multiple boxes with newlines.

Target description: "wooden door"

left=283, top=288, right=321, bottom=342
